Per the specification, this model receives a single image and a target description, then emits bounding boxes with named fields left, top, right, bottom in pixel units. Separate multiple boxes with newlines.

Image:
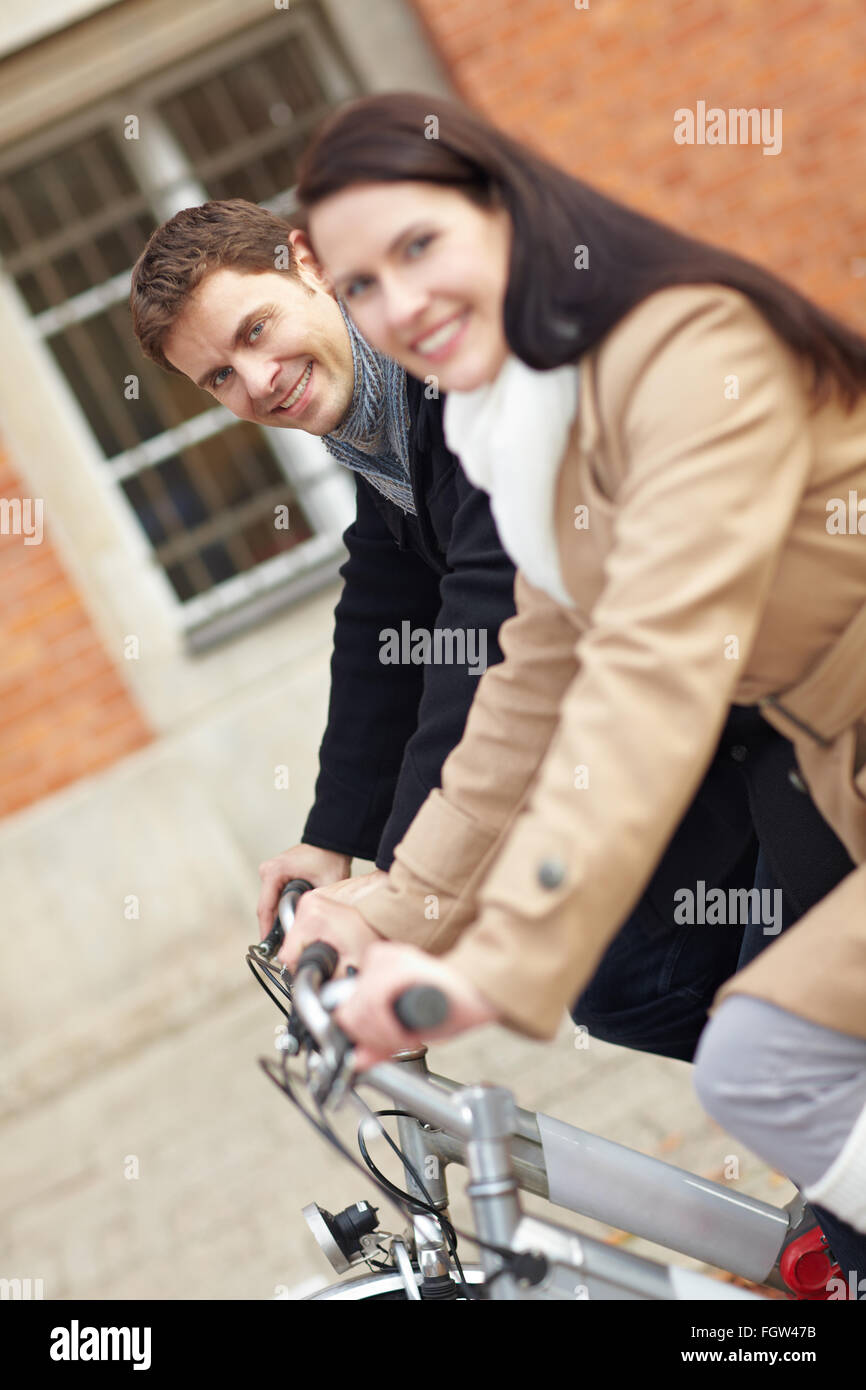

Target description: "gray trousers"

left=694, top=996, right=866, bottom=1233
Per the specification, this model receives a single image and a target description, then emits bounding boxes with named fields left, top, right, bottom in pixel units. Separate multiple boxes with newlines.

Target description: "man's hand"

left=333, top=941, right=499, bottom=1070
left=257, top=845, right=351, bottom=942
left=275, top=893, right=384, bottom=975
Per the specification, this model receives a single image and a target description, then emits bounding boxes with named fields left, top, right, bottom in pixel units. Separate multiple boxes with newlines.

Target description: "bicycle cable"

left=352, top=1102, right=468, bottom=1288
left=246, top=953, right=293, bottom=1023
left=260, top=1051, right=479, bottom=1296
left=250, top=954, right=550, bottom=1297
left=339, top=1085, right=547, bottom=1295
left=259, top=1050, right=546, bottom=1297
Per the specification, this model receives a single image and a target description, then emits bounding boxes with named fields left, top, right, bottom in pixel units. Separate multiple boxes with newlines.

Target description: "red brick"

left=407, top=0, right=866, bottom=344
left=0, top=452, right=153, bottom=819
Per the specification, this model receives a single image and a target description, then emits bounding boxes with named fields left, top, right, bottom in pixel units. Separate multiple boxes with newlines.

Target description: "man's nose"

left=243, top=356, right=280, bottom=404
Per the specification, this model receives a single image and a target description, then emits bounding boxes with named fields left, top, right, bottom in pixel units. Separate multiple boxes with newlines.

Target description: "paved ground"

left=0, top=969, right=795, bottom=1301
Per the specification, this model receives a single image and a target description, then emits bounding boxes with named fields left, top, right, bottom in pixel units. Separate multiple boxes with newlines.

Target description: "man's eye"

left=213, top=367, right=231, bottom=388
left=249, top=320, right=266, bottom=341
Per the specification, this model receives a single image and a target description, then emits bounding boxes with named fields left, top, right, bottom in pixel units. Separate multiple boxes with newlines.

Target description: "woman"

left=288, top=92, right=866, bottom=1247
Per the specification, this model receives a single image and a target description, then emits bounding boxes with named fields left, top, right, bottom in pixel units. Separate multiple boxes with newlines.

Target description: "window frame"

left=0, top=4, right=363, bottom=650
left=0, top=0, right=453, bottom=726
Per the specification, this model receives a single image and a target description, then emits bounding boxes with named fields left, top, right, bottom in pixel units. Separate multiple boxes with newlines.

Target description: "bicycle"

left=246, top=881, right=845, bottom=1302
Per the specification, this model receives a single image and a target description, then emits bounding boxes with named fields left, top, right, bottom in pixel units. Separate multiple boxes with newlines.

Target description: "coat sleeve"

left=374, top=463, right=517, bottom=867
left=301, top=474, right=441, bottom=861
left=359, top=288, right=815, bottom=1035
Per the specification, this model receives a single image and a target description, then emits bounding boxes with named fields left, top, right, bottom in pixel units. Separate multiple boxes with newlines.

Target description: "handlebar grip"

left=253, top=878, right=314, bottom=960
left=392, top=985, right=450, bottom=1032
left=296, top=939, right=339, bottom=983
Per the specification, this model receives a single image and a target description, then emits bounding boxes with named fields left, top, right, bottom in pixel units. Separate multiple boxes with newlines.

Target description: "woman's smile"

left=410, top=309, right=472, bottom=361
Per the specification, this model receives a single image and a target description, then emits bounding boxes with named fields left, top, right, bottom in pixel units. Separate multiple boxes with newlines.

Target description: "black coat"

left=302, top=374, right=517, bottom=868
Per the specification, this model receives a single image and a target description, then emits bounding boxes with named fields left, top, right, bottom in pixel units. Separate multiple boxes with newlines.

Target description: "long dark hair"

left=296, top=92, right=866, bottom=412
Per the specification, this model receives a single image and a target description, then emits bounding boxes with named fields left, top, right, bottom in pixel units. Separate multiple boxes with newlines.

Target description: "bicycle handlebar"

left=293, top=942, right=450, bottom=1035
left=392, top=985, right=450, bottom=1031
left=252, top=876, right=451, bottom=1035
left=251, top=878, right=314, bottom=960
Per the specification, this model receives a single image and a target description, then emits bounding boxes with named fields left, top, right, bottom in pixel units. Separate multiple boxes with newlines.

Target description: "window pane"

left=156, top=27, right=337, bottom=206
left=1, top=6, right=354, bottom=617
left=0, top=134, right=153, bottom=313
left=46, top=303, right=210, bottom=454
left=121, top=422, right=313, bottom=601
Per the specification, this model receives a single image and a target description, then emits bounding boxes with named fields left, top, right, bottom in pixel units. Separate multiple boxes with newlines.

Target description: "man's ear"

left=288, top=228, right=335, bottom=294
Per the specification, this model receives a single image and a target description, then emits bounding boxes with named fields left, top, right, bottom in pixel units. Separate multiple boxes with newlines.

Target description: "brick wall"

left=411, top=0, right=866, bottom=324
left=0, top=449, right=151, bottom=819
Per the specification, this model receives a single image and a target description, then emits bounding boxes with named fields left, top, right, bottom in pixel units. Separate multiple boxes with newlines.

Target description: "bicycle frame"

left=367, top=1048, right=794, bottom=1287
left=350, top=1046, right=768, bottom=1300
left=259, top=930, right=790, bottom=1300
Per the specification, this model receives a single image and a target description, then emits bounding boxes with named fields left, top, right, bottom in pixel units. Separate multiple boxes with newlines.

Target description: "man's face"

left=162, top=259, right=355, bottom=436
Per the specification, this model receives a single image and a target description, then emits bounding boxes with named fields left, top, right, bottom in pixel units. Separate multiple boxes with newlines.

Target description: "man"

left=129, top=197, right=517, bottom=924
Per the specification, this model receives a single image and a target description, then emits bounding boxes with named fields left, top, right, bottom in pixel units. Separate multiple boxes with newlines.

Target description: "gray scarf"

left=322, top=303, right=416, bottom=515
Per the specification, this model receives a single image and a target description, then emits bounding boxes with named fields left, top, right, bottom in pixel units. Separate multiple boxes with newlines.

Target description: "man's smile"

left=271, top=359, right=314, bottom=415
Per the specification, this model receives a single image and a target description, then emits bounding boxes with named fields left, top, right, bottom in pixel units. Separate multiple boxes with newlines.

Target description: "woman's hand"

left=333, top=941, right=500, bottom=1070
left=275, top=891, right=384, bottom=974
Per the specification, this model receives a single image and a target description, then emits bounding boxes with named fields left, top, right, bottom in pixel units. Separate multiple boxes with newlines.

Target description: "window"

left=0, top=3, right=359, bottom=649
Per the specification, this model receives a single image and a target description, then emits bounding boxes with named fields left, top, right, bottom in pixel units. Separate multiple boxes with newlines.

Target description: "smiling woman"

left=307, top=181, right=512, bottom=393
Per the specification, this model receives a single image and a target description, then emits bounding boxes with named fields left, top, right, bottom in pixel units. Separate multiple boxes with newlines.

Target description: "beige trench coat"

left=356, top=284, right=866, bottom=1041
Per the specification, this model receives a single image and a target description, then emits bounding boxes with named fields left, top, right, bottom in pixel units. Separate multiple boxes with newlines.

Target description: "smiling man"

left=129, top=197, right=517, bottom=916
left=162, top=251, right=354, bottom=436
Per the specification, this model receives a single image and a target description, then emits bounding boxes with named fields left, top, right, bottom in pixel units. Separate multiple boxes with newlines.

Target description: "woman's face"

left=308, top=181, right=512, bottom=393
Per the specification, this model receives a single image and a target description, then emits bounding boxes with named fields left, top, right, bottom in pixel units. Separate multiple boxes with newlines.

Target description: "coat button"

left=729, top=744, right=748, bottom=763
left=537, top=858, right=566, bottom=889
left=788, top=768, right=808, bottom=794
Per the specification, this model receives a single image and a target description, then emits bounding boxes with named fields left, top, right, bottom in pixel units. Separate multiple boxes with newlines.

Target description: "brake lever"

left=308, top=1037, right=357, bottom=1111
left=250, top=878, right=314, bottom=961
left=304, top=1013, right=357, bottom=1108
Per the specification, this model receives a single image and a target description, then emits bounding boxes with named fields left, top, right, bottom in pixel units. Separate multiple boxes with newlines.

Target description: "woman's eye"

left=213, top=367, right=231, bottom=388
left=249, top=320, right=266, bottom=341
left=405, top=233, right=434, bottom=259
left=342, top=277, right=372, bottom=301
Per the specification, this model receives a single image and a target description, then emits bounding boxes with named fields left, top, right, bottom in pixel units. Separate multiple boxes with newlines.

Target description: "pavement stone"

left=0, top=976, right=796, bottom=1300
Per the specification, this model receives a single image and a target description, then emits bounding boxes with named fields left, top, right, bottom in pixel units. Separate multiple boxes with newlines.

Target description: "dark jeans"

left=570, top=703, right=863, bottom=1282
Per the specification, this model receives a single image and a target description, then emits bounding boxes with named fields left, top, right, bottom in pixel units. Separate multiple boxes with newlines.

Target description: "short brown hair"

left=129, top=198, right=306, bottom=375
